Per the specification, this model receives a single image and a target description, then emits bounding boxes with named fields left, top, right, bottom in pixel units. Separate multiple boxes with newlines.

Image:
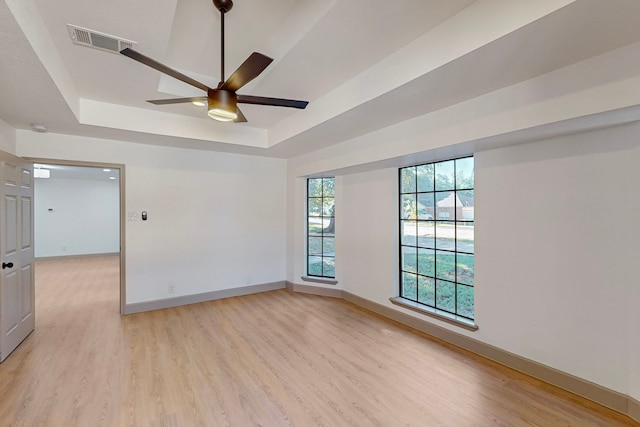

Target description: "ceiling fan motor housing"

left=208, top=89, right=237, bottom=115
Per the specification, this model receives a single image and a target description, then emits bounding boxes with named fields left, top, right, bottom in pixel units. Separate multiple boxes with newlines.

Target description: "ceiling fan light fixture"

left=192, top=100, right=206, bottom=107
left=207, top=90, right=237, bottom=122
left=208, top=108, right=236, bottom=122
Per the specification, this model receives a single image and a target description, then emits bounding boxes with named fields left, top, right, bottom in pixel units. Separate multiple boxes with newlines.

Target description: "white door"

left=0, top=153, right=34, bottom=362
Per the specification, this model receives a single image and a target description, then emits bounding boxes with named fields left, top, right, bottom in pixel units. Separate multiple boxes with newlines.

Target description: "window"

left=399, top=157, right=474, bottom=320
left=307, top=178, right=335, bottom=278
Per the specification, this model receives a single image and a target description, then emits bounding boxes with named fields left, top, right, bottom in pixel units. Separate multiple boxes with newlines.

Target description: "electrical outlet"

left=168, top=283, right=175, bottom=294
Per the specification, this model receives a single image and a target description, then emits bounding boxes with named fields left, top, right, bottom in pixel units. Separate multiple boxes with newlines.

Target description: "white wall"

left=629, top=144, right=640, bottom=404
left=17, top=131, right=287, bottom=305
left=0, top=118, right=16, bottom=154
left=475, top=126, right=636, bottom=395
left=633, top=283, right=640, bottom=402
left=34, top=177, right=119, bottom=257
left=339, top=170, right=397, bottom=301
left=287, top=122, right=640, bottom=399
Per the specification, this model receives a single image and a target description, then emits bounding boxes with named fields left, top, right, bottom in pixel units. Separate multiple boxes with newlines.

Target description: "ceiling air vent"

left=67, top=24, right=136, bottom=54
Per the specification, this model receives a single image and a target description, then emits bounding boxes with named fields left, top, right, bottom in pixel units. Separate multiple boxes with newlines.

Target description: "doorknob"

left=2, top=262, right=13, bottom=269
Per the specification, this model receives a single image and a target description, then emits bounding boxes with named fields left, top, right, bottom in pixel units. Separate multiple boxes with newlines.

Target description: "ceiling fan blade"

left=237, top=95, right=308, bottom=109
left=147, top=97, right=207, bottom=105
left=220, top=52, right=273, bottom=92
left=234, top=107, right=247, bottom=123
left=121, top=48, right=211, bottom=93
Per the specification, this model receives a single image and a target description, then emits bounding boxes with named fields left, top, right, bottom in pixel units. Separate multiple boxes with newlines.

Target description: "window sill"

left=389, top=297, right=478, bottom=331
left=301, top=276, right=338, bottom=285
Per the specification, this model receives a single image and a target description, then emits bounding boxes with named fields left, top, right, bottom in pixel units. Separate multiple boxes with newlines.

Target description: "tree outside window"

left=307, top=178, right=335, bottom=278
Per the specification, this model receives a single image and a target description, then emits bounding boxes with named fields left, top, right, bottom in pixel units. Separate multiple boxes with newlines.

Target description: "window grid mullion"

left=453, top=160, right=457, bottom=316
left=320, top=181, right=324, bottom=275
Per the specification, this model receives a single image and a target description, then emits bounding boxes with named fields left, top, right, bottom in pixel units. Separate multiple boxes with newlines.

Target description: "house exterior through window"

left=399, top=157, right=474, bottom=320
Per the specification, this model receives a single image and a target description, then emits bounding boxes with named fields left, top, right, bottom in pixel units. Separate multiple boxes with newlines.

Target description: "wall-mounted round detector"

left=30, top=123, right=48, bottom=133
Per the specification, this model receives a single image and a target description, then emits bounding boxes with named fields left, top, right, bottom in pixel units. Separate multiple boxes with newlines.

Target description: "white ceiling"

left=3, top=0, right=640, bottom=158
left=34, top=164, right=120, bottom=181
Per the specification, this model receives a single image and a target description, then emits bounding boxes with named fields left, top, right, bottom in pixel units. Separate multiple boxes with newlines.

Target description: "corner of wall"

left=0, top=118, right=17, bottom=155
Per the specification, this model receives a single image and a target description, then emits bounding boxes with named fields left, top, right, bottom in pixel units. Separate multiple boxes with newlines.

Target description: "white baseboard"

left=123, top=281, right=286, bottom=314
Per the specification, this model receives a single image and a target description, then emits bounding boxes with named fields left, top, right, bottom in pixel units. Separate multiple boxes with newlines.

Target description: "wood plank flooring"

left=0, top=255, right=636, bottom=426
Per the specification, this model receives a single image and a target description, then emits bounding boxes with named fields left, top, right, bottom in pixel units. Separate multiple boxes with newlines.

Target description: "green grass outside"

left=401, top=251, right=474, bottom=319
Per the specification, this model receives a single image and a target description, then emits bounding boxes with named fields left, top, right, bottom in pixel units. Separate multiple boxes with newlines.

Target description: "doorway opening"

left=28, top=159, right=126, bottom=313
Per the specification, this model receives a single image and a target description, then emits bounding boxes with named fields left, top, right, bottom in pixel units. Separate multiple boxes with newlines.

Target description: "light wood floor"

left=0, top=256, right=636, bottom=426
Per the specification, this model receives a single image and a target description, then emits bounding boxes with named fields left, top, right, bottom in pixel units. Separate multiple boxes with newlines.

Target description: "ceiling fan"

left=120, top=0, right=308, bottom=123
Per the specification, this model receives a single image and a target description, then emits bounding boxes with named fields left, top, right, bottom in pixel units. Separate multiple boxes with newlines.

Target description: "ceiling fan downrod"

left=213, top=0, right=233, bottom=85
